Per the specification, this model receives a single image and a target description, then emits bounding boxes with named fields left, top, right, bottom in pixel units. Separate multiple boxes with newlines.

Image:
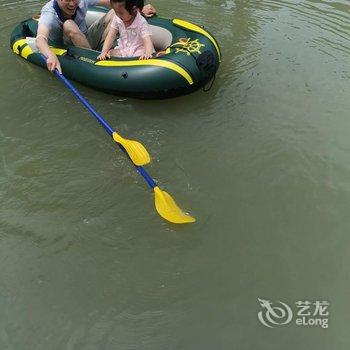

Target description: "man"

left=36, top=0, right=156, bottom=73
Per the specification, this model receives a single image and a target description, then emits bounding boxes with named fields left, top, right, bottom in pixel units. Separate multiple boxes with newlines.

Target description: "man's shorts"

left=86, top=13, right=109, bottom=50
left=64, top=13, right=109, bottom=51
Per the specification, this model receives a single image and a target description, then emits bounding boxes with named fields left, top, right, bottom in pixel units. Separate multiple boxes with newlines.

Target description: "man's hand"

left=142, top=4, right=156, bottom=17
left=97, top=0, right=112, bottom=7
left=46, top=51, right=62, bottom=73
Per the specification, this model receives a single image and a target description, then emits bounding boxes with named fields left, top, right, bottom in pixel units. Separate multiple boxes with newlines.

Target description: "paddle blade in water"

left=112, top=132, right=151, bottom=166
left=154, top=186, right=196, bottom=224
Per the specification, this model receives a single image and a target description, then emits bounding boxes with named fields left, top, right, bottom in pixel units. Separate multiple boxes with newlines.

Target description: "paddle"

left=41, top=55, right=150, bottom=166
left=136, top=166, right=196, bottom=224
left=41, top=56, right=195, bottom=224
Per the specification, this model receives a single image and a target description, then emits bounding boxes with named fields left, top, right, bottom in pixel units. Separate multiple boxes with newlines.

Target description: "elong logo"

left=258, top=298, right=329, bottom=329
left=257, top=299, right=293, bottom=328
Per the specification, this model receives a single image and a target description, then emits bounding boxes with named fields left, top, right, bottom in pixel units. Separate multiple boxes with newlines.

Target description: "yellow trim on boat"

left=95, top=59, right=194, bottom=85
left=21, top=45, right=33, bottom=59
left=13, top=39, right=67, bottom=58
left=51, top=48, right=67, bottom=56
left=12, top=39, right=33, bottom=59
left=172, top=19, right=221, bottom=61
left=12, top=39, right=27, bottom=54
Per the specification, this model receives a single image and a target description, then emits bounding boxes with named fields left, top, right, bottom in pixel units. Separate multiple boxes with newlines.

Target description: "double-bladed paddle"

left=41, top=55, right=195, bottom=224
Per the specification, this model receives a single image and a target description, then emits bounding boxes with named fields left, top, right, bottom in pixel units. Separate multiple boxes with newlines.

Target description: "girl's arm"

left=139, top=36, right=154, bottom=60
left=97, top=27, right=118, bottom=60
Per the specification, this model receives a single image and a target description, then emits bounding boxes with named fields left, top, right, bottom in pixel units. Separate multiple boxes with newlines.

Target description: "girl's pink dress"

left=111, top=11, right=152, bottom=57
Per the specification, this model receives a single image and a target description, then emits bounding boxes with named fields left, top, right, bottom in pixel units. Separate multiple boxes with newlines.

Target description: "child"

left=97, top=0, right=154, bottom=60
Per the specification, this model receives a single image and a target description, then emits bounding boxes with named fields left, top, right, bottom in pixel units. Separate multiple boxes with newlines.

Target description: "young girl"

left=97, top=0, right=154, bottom=60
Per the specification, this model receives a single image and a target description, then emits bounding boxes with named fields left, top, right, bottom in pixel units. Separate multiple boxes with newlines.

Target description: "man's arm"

left=97, top=0, right=111, bottom=7
left=36, top=24, right=62, bottom=73
left=96, top=1, right=156, bottom=16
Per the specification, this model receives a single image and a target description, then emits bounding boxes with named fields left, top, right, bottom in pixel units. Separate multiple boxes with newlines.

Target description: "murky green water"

left=1, top=0, right=350, bottom=349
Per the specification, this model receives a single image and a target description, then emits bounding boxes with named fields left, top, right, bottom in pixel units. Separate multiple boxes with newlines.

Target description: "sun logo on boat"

left=172, top=38, right=205, bottom=56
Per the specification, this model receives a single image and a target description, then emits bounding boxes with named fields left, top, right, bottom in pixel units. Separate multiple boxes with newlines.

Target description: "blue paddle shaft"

left=55, top=71, right=114, bottom=136
left=41, top=55, right=157, bottom=190
left=136, top=166, right=157, bottom=188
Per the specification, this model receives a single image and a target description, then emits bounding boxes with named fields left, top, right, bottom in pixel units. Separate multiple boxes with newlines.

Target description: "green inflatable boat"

left=10, top=6, right=221, bottom=99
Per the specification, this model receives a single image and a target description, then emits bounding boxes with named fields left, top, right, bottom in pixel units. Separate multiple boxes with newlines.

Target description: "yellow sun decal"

left=171, top=38, right=205, bottom=56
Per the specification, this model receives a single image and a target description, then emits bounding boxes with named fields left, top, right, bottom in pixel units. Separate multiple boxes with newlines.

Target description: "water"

left=1, top=0, right=350, bottom=349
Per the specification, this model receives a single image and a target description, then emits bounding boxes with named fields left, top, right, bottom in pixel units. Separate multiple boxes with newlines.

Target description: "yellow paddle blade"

left=154, top=186, right=196, bottom=224
left=112, top=132, right=151, bottom=166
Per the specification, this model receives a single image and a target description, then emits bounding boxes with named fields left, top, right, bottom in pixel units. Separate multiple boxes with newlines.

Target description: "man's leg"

left=100, top=10, right=114, bottom=42
left=86, top=10, right=114, bottom=50
left=63, top=20, right=91, bottom=49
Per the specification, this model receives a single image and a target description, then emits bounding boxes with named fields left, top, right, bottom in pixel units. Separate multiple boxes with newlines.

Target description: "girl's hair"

left=110, top=0, right=144, bottom=14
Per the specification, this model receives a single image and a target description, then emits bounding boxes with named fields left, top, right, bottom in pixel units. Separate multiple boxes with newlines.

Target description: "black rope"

left=203, top=73, right=216, bottom=92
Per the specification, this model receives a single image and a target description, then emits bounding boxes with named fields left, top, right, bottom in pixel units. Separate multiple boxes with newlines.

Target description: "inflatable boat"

left=10, top=6, right=221, bottom=99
